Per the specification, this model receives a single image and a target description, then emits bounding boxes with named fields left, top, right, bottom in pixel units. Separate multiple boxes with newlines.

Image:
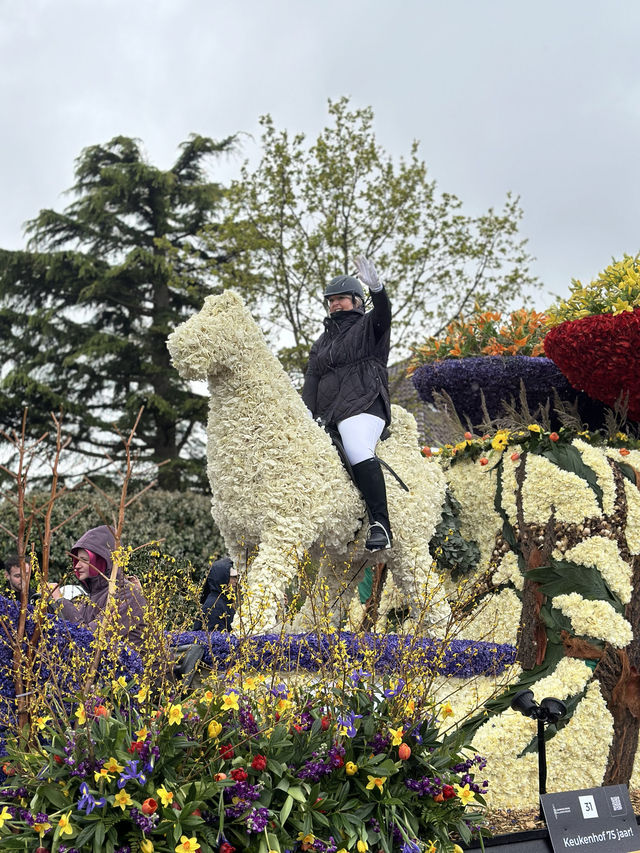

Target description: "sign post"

left=541, top=784, right=639, bottom=852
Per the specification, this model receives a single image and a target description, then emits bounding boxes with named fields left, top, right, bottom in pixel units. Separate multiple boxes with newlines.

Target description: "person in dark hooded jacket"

left=193, top=556, right=237, bottom=632
left=49, top=524, right=147, bottom=648
left=302, top=256, right=393, bottom=552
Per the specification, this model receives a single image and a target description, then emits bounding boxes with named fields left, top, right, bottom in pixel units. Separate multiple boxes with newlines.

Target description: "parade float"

left=1, top=255, right=639, bottom=851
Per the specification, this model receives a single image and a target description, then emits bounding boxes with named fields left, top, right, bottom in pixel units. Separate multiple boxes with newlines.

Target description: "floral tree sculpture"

left=434, top=427, right=640, bottom=807
left=544, top=254, right=640, bottom=421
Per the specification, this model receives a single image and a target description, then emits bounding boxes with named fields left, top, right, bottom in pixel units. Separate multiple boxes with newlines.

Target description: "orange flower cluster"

left=408, top=308, right=548, bottom=374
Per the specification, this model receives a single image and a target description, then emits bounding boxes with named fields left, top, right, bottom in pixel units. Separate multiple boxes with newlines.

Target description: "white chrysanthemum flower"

left=492, top=551, right=524, bottom=591
left=531, top=657, right=593, bottom=703
left=605, top=447, right=640, bottom=471
left=572, top=439, right=617, bottom=515
left=472, top=679, right=612, bottom=808
left=545, top=681, right=613, bottom=795
left=558, top=537, right=632, bottom=604
left=472, top=708, right=539, bottom=808
left=444, top=457, right=503, bottom=573
left=457, top=587, right=521, bottom=647
left=521, top=453, right=601, bottom=525
left=624, top=479, right=640, bottom=555
left=552, top=592, right=632, bottom=648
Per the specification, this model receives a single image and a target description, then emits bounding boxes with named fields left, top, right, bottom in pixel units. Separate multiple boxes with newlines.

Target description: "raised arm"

left=354, top=256, right=391, bottom=339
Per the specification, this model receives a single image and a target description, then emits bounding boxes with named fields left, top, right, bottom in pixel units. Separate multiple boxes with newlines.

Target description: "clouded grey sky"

left=2, top=0, right=639, bottom=306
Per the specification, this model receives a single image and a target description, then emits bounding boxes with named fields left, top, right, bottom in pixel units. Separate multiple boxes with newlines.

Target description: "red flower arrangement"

left=251, top=754, right=267, bottom=771
left=544, top=308, right=640, bottom=420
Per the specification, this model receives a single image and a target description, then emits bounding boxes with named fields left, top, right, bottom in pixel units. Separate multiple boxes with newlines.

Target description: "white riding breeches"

left=336, top=413, right=385, bottom=465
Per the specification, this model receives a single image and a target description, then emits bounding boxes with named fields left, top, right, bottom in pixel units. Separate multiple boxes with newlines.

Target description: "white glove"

left=354, top=255, right=383, bottom=292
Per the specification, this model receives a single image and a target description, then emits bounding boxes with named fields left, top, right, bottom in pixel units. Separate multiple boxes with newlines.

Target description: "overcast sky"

left=2, top=0, right=639, bottom=308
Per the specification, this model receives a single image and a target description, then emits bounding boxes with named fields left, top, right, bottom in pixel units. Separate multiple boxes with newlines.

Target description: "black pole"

left=537, top=717, right=547, bottom=821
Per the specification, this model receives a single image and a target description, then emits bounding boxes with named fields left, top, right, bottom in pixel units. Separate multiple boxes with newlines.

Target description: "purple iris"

left=117, top=760, right=147, bottom=789
left=384, top=678, right=406, bottom=698
left=337, top=710, right=362, bottom=737
left=350, top=667, right=371, bottom=684
left=77, top=782, right=106, bottom=815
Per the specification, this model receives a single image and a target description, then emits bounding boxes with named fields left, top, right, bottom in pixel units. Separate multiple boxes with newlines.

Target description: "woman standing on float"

left=302, top=256, right=393, bottom=552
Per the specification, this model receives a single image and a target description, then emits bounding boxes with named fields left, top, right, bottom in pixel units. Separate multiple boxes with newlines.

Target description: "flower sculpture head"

left=167, top=290, right=267, bottom=381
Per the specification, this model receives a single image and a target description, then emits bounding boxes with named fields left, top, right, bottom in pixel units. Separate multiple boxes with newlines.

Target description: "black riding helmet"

left=324, top=275, right=365, bottom=305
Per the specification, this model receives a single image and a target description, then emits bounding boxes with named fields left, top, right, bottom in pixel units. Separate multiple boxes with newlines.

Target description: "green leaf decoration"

left=540, top=444, right=603, bottom=510
left=539, top=601, right=575, bottom=641
left=527, top=559, right=625, bottom=614
left=618, top=461, right=638, bottom=485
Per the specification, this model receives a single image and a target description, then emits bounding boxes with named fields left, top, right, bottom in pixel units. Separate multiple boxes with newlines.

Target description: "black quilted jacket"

left=301, top=289, right=391, bottom=427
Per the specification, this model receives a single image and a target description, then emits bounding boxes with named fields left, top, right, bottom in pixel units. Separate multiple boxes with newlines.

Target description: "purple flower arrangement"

left=411, top=355, right=608, bottom=430
left=170, top=630, right=515, bottom=677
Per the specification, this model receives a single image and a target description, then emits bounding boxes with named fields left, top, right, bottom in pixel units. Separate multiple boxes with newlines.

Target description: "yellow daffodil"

left=242, top=676, right=259, bottom=690
left=388, top=726, right=404, bottom=746
left=75, top=705, right=86, bottom=725
left=426, top=842, right=437, bottom=853
left=135, top=725, right=150, bottom=741
left=135, top=684, right=149, bottom=703
left=114, top=790, right=133, bottom=810
left=34, top=715, right=51, bottom=731
left=454, top=783, right=476, bottom=805
left=276, top=697, right=292, bottom=714
left=58, top=811, right=74, bottom=835
left=34, top=819, right=52, bottom=836
left=175, top=835, right=199, bottom=853
left=157, top=784, right=174, bottom=807
left=365, top=775, right=385, bottom=791
left=103, top=757, right=124, bottom=773
left=203, top=689, right=214, bottom=702
left=141, top=840, right=155, bottom=853
left=167, top=703, right=184, bottom=726
left=297, top=833, right=315, bottom=844
left=221, top=692, right=240, bottom=712
left=111, top=676, right=127, bottom=693
left=528, top=424, right=542, bottom=433
left=208, top=720, right=223, bottom=739
left=345, top=761, right=358, bottom=775
left=440, top=701, right=454, bottom=718
left=357, top=840, right=368, bottom=853
left=404, top=699, right=415, bottom=715
left=94, top=769, right=114, bottom=783
left=0, top=806, right=12, bottom=828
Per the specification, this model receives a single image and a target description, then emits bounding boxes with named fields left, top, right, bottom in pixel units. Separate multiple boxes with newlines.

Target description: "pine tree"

left=0, top=134, right=236, bottom=489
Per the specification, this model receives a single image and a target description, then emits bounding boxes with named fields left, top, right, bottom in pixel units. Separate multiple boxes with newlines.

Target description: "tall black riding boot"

left=351, top=457, right=393, bottom=552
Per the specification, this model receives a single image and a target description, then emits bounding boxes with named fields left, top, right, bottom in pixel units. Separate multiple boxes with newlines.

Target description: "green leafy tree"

left=209, top=97, right=540, bottom=379
left=0, top=134, right=236, bottom=489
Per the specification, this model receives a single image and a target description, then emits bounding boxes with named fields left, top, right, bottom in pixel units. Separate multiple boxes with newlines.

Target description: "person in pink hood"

left=50, top=524, right=147, bottom=648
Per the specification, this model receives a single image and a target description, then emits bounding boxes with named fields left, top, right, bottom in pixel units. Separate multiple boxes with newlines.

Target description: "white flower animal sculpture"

left=167, top=290, right=448, bottom=633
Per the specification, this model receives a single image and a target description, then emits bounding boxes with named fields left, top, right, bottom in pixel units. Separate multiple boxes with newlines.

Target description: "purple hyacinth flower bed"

left=170, top=629, right=515, bottom=677
left=411, top=355, right=608, bottom=430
